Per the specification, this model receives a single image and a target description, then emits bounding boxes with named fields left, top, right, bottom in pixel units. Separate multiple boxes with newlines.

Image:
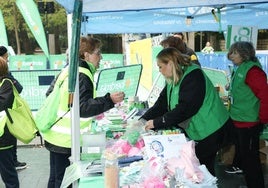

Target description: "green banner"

left=9, top=55, right=47, bottom=70
left=0, top=10, right=8, bottom=47
left=68, top=0, right=83, bottom=93
left=8, top=54, right=121, bottom=71
left=49, top=54, right=68, bottom=69
left=99, top=54, right=124, bottom=70
left=16, top=0, right=49, bottom=57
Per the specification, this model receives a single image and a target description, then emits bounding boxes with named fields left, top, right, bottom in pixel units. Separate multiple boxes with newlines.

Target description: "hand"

left=225, top=83, right=230, bottom=91
left=132, top=118, right=147, bottom=127
left=125, top=119, right=147, bottom=134
left=110, top=92, right=125, bottom=104
left=145, top=120, right=154, bottom=131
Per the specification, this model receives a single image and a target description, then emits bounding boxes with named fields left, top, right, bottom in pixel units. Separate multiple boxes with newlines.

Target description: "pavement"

left=0, top=137, right=49, bottom=188
left=0, top=136, right=268, bottom=188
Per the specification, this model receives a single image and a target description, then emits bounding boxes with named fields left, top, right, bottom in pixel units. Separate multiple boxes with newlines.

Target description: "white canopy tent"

left=54, top=1, right=268, bottom=186
left=56, top=0, right=268, bottom=34
left=56, top=0, right=268, bottom=13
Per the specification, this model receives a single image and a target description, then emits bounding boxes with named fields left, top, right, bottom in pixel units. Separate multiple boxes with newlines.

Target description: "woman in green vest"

left=227, top=41, right=268, bottom=188
left=141, top=47, right=233, bottom=175
left=44, top=37, right=125, bottom=188
left=0, top=57, right=19, bottom=188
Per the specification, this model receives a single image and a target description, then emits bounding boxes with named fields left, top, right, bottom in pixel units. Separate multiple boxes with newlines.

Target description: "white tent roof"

left=56, top=0, right=268, bottom=34
left=56, top=0, right=268, bottom=13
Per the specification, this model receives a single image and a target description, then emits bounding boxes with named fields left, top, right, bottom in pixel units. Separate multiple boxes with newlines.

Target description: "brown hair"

left=79, top=37, right=102, bottom=59
left=0, top=57, right=8, bottom=78
left=160, top=36, right=186, bottom=54
left=227, top=41, right=258, bottom=62
left=173, top=32, right=184, bottom=40
left=157, top=47, right=191, bottom=84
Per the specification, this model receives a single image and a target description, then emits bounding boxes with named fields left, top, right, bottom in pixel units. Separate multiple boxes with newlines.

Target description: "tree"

left=39, top=2, right=67, bottom=53
left=0, top=0, right=67, bottom=54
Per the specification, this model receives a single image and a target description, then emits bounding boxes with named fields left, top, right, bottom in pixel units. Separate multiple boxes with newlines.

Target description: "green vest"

left=167, top=64, right=229, bottom=140
left=42, top=67, right=96, bottom=148
left=229, top=61, right=261, bottom=122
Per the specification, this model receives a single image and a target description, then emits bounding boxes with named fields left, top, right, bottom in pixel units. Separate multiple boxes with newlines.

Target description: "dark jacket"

left=45, top=59, right=115, bottom=154
left=0, top=79, right=16, bottom=148
left=185, top=47, right=201, bottom=67
left=7, top=72, right=23, bottom=94
left=141, top=69, right=205, bottom=127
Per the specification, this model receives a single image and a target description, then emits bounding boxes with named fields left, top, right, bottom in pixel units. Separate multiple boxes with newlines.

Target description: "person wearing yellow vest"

left=141, top=47, right=233, bottom=175
left=226, top=41, right=268, bottom=188
left=44, top=37, right=125, bottom=188
left=0, top=57, right=19, bottom=188
left=0, top=46, right=27, bottom=171
left=201, top=41, right=214, bottom=54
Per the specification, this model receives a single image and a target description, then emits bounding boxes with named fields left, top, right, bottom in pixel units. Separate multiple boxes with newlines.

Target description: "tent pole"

left=67, top=13, right=72, bottom=61
left=71, top=72, right=80, bottom=188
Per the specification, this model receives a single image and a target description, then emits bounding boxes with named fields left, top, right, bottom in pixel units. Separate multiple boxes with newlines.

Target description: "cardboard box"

left=218, top=145, right=235, bottom=165
left=219, top=140, right=268, bottom=165
left=259, top=140, right=268, bottom=164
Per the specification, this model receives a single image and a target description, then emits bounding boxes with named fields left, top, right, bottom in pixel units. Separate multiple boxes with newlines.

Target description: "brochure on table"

left=143, top=134, right=187, bottom=159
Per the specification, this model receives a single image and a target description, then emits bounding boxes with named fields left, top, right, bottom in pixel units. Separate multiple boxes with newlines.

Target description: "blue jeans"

left=47, top=151, right=71, bottom=188
left=0, top=147, right=19, bottom=188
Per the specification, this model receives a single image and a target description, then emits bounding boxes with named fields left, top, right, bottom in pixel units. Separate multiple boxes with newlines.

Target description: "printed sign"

left=96, top=64, right=142, bottom=98
left=10, top=70, right=61, bottom=110
left=226, top=25, right=258, bottom=49
left=143, top=134, right=187, bottom=159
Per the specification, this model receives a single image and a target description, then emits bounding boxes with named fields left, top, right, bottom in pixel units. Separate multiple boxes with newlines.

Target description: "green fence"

left=8, top=53, right=124, bottom=110
left=9, top=54, right=123, bottom=71
left=203, top=68, right=229, bottom=97
left=11, top=70, right=61, bottom=111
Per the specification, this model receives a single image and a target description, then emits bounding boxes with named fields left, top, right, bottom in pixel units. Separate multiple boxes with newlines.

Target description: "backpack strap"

left=1, top=78, right=16, bottom=124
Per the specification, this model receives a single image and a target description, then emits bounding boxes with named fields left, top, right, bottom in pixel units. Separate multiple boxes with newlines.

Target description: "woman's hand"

left=110, top=92, right=125, bottom=104
left=145, top=120, right=154, bottom=131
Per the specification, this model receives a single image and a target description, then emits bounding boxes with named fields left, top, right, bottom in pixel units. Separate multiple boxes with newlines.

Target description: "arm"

left=46, top=75, right=59, bottom=97
left=141, top=85, right=169, bottom=120
left=79, top=73, right=115, bottom=117
left=246, top=66, right=268, bottom=123
left=0, top=80, right=14, bottom=111
left=150, top=69, right=206, bottom=130
left=7, top=72, right=23, bottom=94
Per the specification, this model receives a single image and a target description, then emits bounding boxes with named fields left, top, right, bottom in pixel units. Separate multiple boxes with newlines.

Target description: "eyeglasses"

left=92, top=50, right=101, bottom=56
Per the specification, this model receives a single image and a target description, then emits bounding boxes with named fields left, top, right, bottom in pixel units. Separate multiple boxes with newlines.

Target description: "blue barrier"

left=196, top=52, right=268, bottom=75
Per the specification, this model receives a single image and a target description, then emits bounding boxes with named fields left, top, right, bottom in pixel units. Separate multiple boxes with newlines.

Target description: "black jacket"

left=0, top=79, right=16, bottom=148
left=141, top=69, right=205, bottom=129
left=7, top=72, right=23, bottom=94
left=185, top=47, right=201, bottom=67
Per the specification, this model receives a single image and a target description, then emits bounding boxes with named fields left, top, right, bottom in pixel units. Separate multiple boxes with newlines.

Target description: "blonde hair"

left=0, top=57, right=8, bottom=78
left=157, top=47, right=191, bottom=84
